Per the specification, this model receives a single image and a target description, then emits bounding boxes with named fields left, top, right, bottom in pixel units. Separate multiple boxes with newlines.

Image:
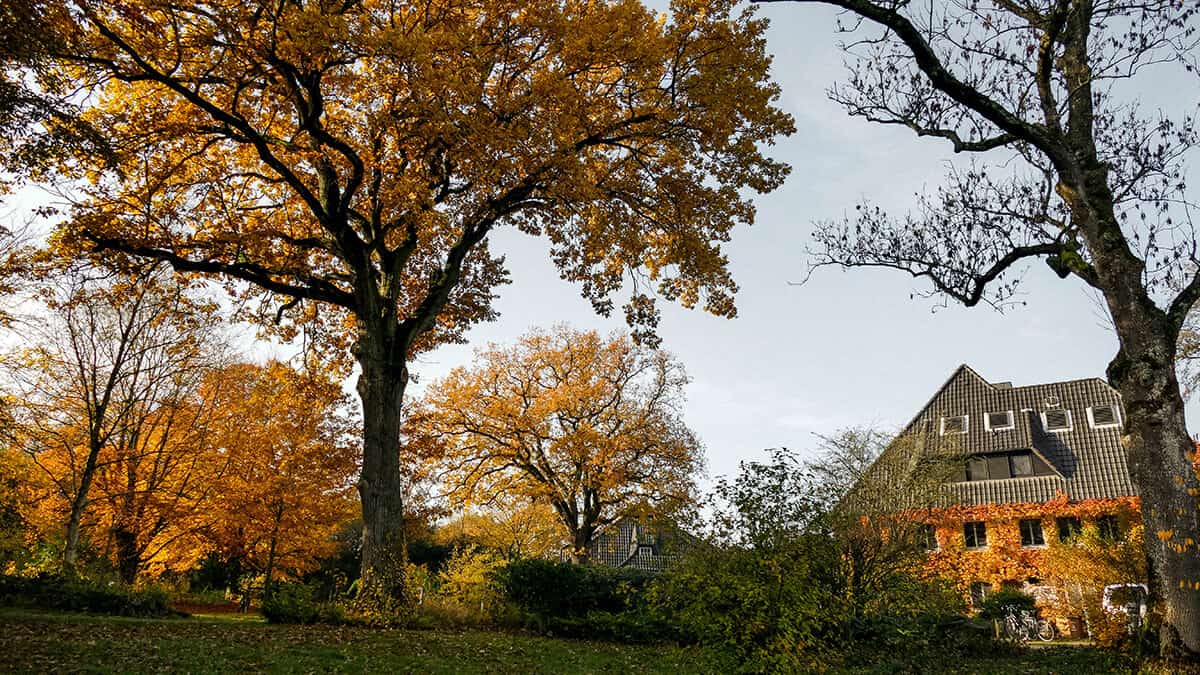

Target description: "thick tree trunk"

left=568, top=528, right=591, bottom=564
left=113, top=527, right=140, bottom=585
left=1107, top=338, right=1200, bottom=659
left=1067, top=152, right=1200, bottom=658
left=353, top=333, right=410, bottom=615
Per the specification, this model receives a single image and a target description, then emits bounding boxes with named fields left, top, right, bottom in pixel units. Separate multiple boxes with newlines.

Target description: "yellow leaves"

left=58, top=0, right=791, bottom=352
left=1158, top=528, right=1175, bottom=541
left=412, top=325, right=701, bottom=539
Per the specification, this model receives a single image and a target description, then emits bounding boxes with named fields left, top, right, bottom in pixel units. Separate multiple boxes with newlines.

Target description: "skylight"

left=1043, top=409, right=1072, bottom=432
left=1089, top=404, right=1120, bottom=428
left=985, top=410, right=1014, bottom=431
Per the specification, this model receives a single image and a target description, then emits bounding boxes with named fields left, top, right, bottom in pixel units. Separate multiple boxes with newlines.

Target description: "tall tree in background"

left=85, top=374, right=226, bottom=583
left=436, top=500, right=565, bottom=560
left=4, top=268, right=223, bottom=574
left=412, top=326, right=703, bottom=562
left=52, top=0, right=793, bottom=606
left=767, top=0, right=1200, bottom=656
left=198, top=362, right=358, bottom=599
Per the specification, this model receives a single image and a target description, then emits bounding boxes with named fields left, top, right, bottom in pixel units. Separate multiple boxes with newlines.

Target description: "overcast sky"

left=6, top=3, right=1194, bottom=488
left=402, top=2, right=1200, bottom=485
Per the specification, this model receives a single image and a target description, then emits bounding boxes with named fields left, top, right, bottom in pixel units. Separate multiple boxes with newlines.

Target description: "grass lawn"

left=0, top=609, right=727, bottom=674
left=0, top=608, right=1133, bottom=674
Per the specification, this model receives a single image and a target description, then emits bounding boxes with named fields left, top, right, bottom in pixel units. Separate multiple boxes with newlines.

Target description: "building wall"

left=921, top=496, right=1143, bottom=619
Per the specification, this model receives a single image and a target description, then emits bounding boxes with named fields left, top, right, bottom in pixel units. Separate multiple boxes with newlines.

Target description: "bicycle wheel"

left=1037, top=619, right=1055, bottom=642
left=1004, top=615, right=1024, bottom=641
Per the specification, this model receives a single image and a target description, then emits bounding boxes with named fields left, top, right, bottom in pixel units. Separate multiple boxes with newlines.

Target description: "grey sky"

left=406, top=2, right=1198, bottom=484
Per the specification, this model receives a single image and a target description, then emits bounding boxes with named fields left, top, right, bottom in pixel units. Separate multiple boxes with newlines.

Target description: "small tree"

left=412, top=326, right=704, bottom=562
left=197, top=361, right=359, bottom=600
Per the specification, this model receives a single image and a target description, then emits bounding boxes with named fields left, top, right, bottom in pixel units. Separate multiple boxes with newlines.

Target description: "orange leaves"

left=197, top=361, right=359, bottom=578
left=922, top=498, right=1145, bottom=612
left=59, top=0, right=791, bottom=348
left=411, top=325, right=702, bottom=547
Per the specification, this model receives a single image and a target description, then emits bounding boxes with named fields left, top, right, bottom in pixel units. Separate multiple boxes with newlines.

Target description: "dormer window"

left=1088, top=404, right=1120, bottom=429
left=1042, top=409, right=1072, bottom=432
left=985, top=410, right=1014, bottom=431
left=941, top=415, right=968, bottom=435
left=960, top=450, right=1038, bottom=481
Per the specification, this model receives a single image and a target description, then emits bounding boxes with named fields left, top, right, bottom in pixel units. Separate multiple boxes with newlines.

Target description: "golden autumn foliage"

left=922, top=496, right=1144, bottom=618
left=412, top=326, right=703, bottom=560
left=47, top=0, right=792, bottom=599
left=436, top=501, right=565, bottom=560
left=197, top=361, right=359, bottom=588
left=3, top=268, right=227, bottom=576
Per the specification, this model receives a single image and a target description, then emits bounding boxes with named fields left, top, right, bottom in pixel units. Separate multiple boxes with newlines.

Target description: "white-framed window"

left=984, top=410, right=1014, bottom=431
left=970, top=581, right=991, bottom=608
left=941, top=415, right=969, bottom=435
left=1042, top=409, right=1072, bottom=432
left=1019, top=518, right=1046, bottom=547
left=1087, top=404, right=1121, bottom=429
left=921, top=523, right=939, bottom=552
left=963, top=521, right=988, bottom=549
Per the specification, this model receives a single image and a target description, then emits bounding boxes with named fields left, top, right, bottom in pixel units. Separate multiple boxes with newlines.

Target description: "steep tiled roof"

left=584, top=517, right=689, bottom=572
left=895, top=365, right=1135, bottom=506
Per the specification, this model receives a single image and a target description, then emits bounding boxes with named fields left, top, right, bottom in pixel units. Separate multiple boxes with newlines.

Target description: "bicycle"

left=1002, top=605, right=1055, bottom=642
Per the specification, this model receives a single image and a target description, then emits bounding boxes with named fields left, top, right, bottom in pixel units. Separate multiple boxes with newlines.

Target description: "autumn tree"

left=49, top=0, right=792, bottom=605
left=197, top=361, right=359, bottom=599
left=84, top=375, right=227, bottom=582
left=3, top=267, right=224, bottom=574
left=1, top=1, right=110, bottom=201
left=436, top=500, right=565, bottom=560
left=766, top=0, right=1200, bottom=656
left=412, top=327, right=703, bottom=562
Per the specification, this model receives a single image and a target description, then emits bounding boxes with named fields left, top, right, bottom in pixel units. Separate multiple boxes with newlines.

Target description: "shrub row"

left=0, top=574, right=173, bottom=617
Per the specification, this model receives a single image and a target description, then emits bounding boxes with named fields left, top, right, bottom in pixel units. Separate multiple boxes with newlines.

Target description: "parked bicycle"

left=1002, top=605, right=1055, bottom=643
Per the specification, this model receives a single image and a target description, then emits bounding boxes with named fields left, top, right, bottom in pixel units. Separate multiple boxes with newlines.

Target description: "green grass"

left=0, top=608, right=1139, bottom=674
left=0, top=609, right=728, bottom=674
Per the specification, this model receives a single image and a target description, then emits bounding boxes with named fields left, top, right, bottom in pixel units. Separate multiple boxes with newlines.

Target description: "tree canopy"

left=411, top=326, right=704, bottom=561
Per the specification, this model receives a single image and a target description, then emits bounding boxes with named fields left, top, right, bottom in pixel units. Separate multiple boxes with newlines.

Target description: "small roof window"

left=941, top=415, right=968, bottom=435
left=1088, top=404, right=1120, bottom=428
left=985, top=410, right=1014, bottom=431
left=1042, top=409, right=1072, bottom=432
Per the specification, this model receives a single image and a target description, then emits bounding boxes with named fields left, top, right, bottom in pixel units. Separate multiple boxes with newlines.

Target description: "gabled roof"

left=892, top=365, right=1135, bottom=506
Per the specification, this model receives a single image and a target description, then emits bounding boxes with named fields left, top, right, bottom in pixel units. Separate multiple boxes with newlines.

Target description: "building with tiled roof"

left=903, top=364, right=1135, bottom=506
left=875, top=365, right=1142, bottom=621
left=580, top=516, right=692, bottom=573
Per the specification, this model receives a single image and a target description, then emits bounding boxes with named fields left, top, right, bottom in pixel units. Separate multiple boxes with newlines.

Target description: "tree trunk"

left=353, top=333, right=409, bottom=615
left=568, top=529, right=591, bottom=564
left=1107, top=337, right=1200, bottom=659
left=62, top=440, right=103, bottom=575
left=113, top=527, right=140, bottom=585
left=263, top=501, right=284, bottom=601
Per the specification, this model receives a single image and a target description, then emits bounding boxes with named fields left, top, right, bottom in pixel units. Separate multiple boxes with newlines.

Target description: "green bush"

left=538, top=610, right=681, bottom=644
left=646, top=538, right=845, bottom=671
left=497, top=558, right=653, bottom=618
left=260, top=583, right=346, bottom=625
left=978, top=588, right=1037, bottom=621
left=0, top=574, right=173, bottom=617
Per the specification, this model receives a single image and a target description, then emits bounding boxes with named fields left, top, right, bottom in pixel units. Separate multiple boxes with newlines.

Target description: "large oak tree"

left=767, top=0, right=1200, bottom=656
left=50, top=0, right=791, bottom=606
